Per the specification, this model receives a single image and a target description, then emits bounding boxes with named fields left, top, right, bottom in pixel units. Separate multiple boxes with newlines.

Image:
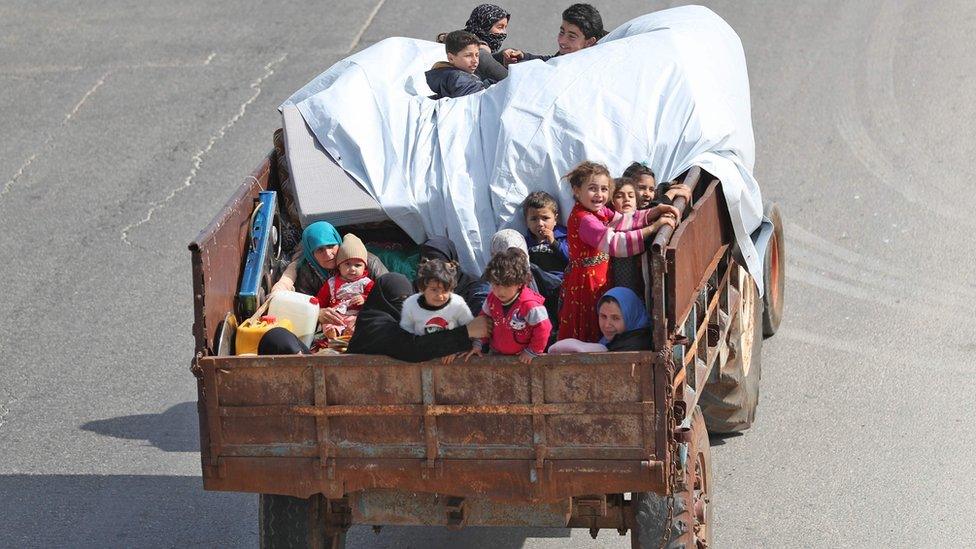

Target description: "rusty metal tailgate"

left=198, top=352, right=667, bottom=501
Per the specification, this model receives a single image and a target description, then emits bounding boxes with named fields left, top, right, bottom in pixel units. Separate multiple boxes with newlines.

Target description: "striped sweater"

left=577, top=206, right=655, bottom=257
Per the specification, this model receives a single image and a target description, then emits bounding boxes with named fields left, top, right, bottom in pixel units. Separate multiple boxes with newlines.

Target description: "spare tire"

left=762, top=202, right=785, bottom=338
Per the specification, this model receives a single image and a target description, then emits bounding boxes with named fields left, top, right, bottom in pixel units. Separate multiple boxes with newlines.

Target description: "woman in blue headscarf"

left=597, top=287, right=653, bottom=351
left=272, top=221, right=388, bottom=325
left=549, top=286, right=652, bottom=354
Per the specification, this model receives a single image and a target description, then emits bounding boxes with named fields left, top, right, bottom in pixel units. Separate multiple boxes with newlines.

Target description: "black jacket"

left=477, top=49, right=508, bottom=83
left=605, top=327, right=653, bottom=352
left=426, top=62, right=486, bottom=99
left=346, top=273, right=474, bottom=362
left=519, top=51, right=558, bottom=63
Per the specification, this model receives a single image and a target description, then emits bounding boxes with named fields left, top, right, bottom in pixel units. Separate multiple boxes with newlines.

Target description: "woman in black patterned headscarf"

left=437, top=4, right=513, bottom=83
left=463, top=4, right=511, bottom=53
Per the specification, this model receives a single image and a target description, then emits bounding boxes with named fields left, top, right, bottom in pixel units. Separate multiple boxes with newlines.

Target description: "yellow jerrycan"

left=235, top=314, right=294, bottom=356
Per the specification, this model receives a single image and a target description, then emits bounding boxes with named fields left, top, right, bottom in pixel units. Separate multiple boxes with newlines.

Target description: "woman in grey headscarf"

left=490, top=229, right=531, bottom=268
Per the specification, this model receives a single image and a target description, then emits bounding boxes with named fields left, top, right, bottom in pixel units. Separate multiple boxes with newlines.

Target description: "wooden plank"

left=313, top=366, right=335, bottom=479
left=530, top=362, right=548, bottom=472
left=421, top=366, right=438, bottom=468
left=218, top=443, right=652, bottom=461
left=219, top=402, right=651, bottom=417
left=665, top=180, right=732, bottom=330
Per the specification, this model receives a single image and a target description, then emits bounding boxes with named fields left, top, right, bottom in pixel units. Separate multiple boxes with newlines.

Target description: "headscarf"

left=489, top=229, right=529, bottom=260
left=361, top=272, right=414, bottom=319
left=489, top=229, right=541, bottom=293
left=258, top=327, right=310, bottom=355
left=464, top=4, right=510, bottom=52
left=597, top=287, right=651, bottom=345
left=419, top=235, right=458, bottom=263
left=300, top=221, right=342, bottom=279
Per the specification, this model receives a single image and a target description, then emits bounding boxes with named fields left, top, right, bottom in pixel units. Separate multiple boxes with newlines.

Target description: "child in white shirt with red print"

left=400, top=258, right=474, bottom=336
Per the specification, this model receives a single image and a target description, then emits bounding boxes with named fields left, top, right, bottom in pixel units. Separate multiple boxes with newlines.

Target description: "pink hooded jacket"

left=476, top=285, right=551, bottom=356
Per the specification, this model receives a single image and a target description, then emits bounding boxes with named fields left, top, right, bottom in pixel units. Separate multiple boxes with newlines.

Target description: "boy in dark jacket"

left=522, top=191, right=568, bottom=343
left=426, top=30, right=486, bottom=99
left=522, top=191, right=569, bottom=279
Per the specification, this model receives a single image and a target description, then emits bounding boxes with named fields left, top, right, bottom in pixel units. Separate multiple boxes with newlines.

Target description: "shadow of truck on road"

left=81, top=401, right=199, bottom=453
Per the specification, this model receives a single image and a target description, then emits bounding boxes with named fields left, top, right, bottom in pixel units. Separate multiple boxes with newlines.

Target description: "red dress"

left=557, top=203, right=612, bottom=342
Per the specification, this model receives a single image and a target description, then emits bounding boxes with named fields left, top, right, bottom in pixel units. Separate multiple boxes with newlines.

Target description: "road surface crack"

left=120, top=53, right=287, bottom=246
left=1, top=70, right=110, bottom=202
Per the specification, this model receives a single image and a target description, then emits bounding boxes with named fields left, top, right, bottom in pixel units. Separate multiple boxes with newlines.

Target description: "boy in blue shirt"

left=426, top=30, right=487, bottom=99
left=522, top=191, right=568, bottom=344
left=522, top=191, right=569, bottom=279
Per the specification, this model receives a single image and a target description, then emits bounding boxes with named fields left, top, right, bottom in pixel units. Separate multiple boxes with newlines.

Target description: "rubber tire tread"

left=259, top=494, right=347, bottom=549
left=762, top=202, right=785, bottom=338
left=634, top=407, right=712, bottom=548
left=700, top=272, right=763, bottom=434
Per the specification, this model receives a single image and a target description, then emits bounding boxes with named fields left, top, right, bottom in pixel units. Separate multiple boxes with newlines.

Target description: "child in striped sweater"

left=556, top=161, right=678, bottom=342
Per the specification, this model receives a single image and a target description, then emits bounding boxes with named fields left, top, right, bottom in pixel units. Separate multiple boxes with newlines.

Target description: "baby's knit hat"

left=336, top=233, right=368, bottom=266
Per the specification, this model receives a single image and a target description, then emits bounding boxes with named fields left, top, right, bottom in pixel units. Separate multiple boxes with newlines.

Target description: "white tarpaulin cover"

left=282, top=5, right=764, bottom=291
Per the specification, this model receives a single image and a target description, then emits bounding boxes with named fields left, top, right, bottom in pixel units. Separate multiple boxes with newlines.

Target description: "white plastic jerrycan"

left=268, top=290, right=320, bottom=347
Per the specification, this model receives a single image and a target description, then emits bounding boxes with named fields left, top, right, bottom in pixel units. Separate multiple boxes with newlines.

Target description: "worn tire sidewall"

left=762, top=202, right=785, bottom=337
left=634, top=408, right=712, bottom=548
left=701, top=269, right=763, bottom=433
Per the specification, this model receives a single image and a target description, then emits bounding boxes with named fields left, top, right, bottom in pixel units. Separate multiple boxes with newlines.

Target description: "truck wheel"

left=700, top=267, right=763, bottom=433
left=762, top=202, right=785, bottom=338
left=259, top=494, right=347, bottom=549
left=633, top=407, right=712, bottom=548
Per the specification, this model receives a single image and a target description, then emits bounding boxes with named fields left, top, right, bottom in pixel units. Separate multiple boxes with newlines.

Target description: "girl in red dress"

left=557, top=162, right=679, bottom=342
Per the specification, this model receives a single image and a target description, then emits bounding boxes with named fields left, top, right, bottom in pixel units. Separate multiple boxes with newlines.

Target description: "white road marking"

left=787, top=221, right=976, bottom=300
left=0, top=70, right=110, bottom=200
left=348, top=0, right=387, bottom=52
left=0, top=52, right=217, bottom=76
left=120, top=54, right=287, bottom=245
left=1, top=51, right=218, bottom=203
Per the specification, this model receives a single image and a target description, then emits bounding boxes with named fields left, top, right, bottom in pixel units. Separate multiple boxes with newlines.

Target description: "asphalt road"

left=1, top=1, right=974, bottom=547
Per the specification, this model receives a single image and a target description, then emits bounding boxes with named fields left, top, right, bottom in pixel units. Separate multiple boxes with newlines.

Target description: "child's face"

left=598, top=300, right=626, bottom=341
left=525, top=206, right=557, bottom=240
left=423, top=281, right=451, bottom=308
left=636, top=174, right=657, bottom=209
left=338, top=259, right=365, bottom=281
left=447, top=44, right=481, bottom=74
left=572, top=174, right=612, bottom=212
left=313, top=245, right=339, bottom=269
left=612, top=184, right=638, bottom=213
left=491, top=283, right=522, bottom=304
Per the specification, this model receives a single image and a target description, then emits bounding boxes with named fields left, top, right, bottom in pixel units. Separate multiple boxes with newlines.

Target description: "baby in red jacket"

left=316, top=233, right=374, bottom=338
left=469, top=248, right=551, bottom=363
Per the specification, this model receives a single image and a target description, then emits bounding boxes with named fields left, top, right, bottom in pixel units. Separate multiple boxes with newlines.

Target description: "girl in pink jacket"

left=469, top=248, right=551, bottom=363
